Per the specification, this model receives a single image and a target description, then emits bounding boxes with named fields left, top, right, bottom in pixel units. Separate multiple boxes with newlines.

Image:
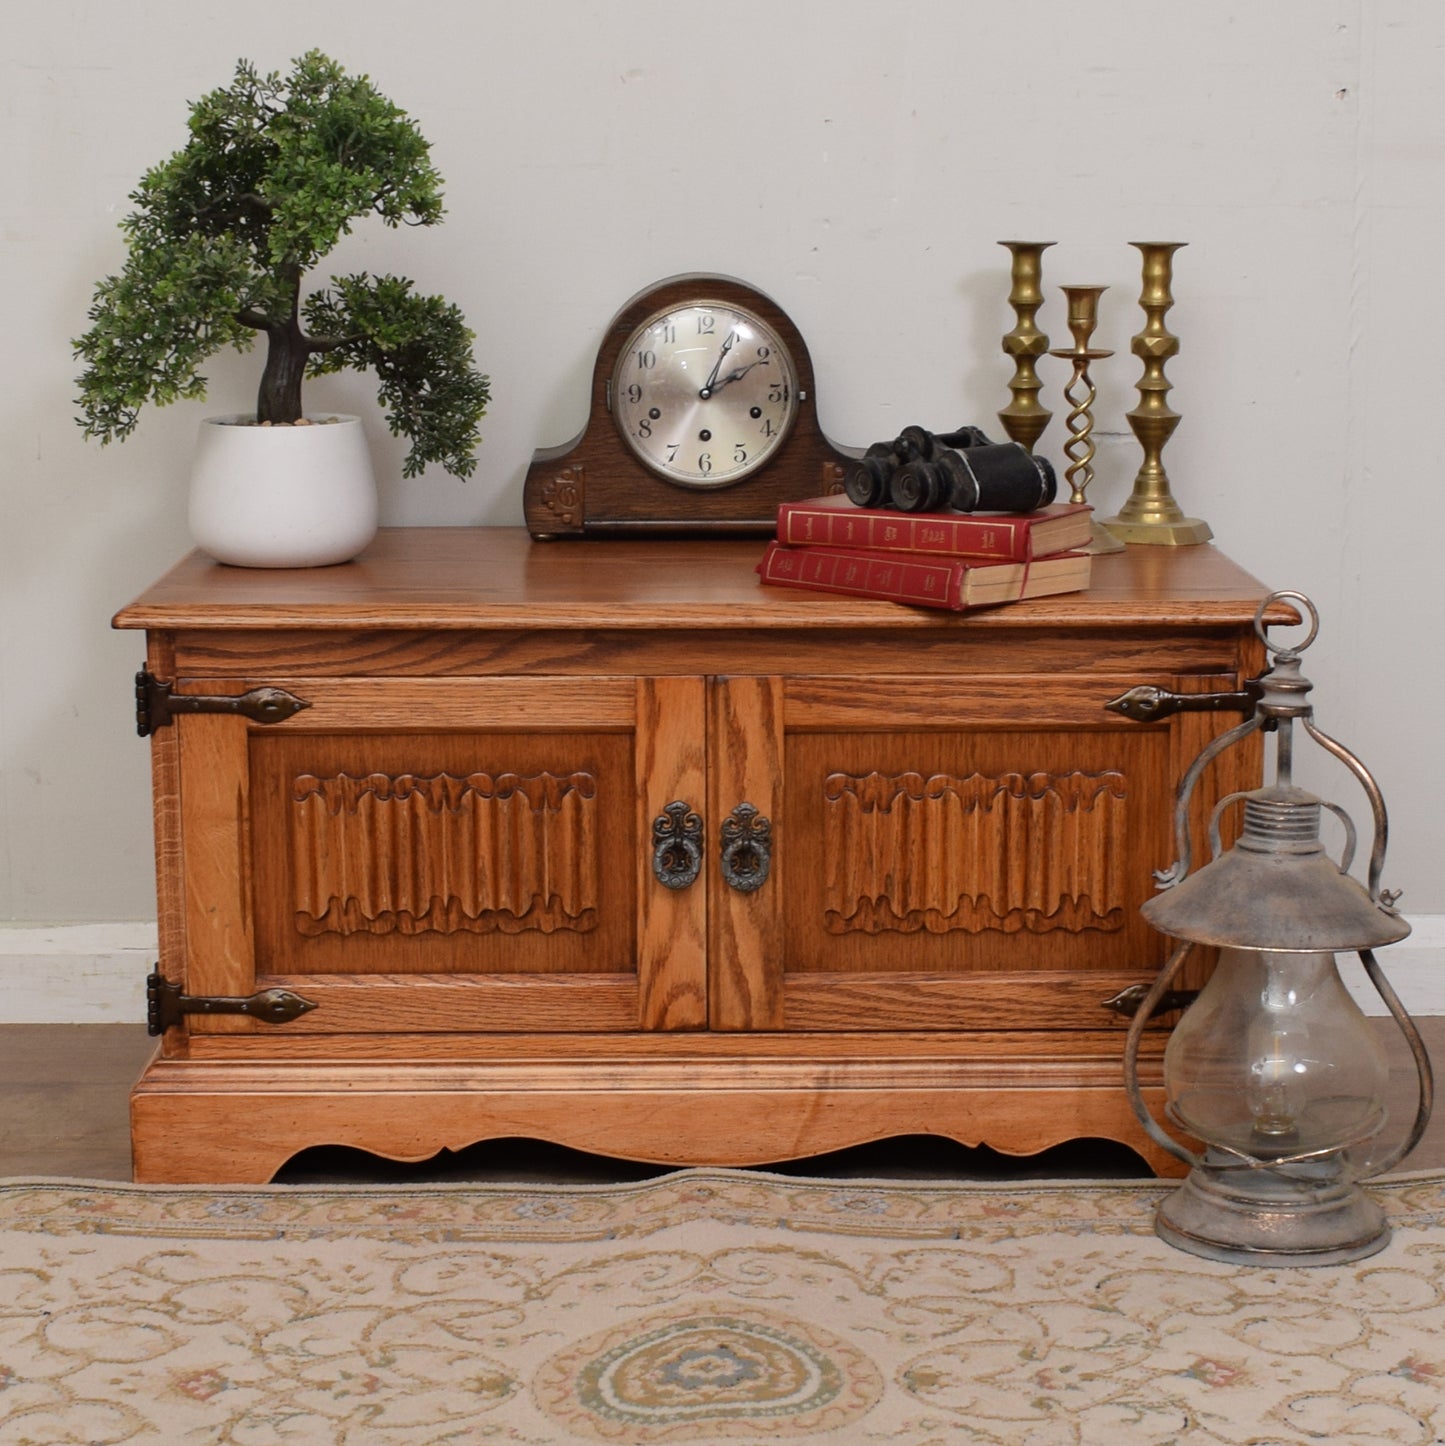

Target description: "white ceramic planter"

left=188, top=414, right=379, bottom=568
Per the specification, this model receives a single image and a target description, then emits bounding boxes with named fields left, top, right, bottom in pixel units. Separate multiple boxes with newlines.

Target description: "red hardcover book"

left=774, top=494, right=1093, bottom=560
left=756, top=542, right=1091, bottom=611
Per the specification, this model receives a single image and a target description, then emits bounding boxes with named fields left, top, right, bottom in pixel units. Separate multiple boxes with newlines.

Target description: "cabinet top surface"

left=114, top=527, right=1279, bottom=632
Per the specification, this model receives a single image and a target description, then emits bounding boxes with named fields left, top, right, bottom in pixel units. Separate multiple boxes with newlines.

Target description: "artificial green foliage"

left=74, top=51, right=488, bottom=479
left=305, top=276, right=491, bottom=479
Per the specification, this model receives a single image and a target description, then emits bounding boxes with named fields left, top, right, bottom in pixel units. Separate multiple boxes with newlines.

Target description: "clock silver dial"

left=610, top=300, right=800, bottom=488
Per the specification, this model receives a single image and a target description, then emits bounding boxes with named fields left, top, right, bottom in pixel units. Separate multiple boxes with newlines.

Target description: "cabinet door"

left=167, top=674, right=706, bottom=1034
left=710, top=671, right=1249, bottom=1032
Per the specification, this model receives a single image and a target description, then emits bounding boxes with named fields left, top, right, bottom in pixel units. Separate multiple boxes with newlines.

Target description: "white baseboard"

left=2, top=918, right=1442, bottom=1025
left=0, top=923, right=157, bottom=1023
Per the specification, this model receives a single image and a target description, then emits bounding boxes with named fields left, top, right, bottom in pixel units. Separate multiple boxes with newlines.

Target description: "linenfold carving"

left=822, top=769, right=1128, bottom=934
left=289, top=770, right=599, bottom=936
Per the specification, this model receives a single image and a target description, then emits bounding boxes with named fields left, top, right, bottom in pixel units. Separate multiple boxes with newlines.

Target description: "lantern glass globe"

left=1163, top=948, right=1390, bottom=1169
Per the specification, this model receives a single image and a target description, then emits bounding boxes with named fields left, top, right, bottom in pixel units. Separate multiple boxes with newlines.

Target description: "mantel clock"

left=523, top=274, right=855, bottom=537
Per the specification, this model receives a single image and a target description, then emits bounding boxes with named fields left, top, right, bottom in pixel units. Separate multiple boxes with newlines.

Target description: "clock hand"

left=708, top=358, right=771, bottom=393
left=699, top=330, right=738, bottom=399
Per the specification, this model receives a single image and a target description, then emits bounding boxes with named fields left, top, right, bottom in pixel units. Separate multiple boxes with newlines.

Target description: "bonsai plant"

left=74, top=51, right=490, bottom=564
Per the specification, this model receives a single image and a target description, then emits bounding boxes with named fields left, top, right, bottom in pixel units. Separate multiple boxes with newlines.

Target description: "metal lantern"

left=1122, top=592, right=1434, bottom=1265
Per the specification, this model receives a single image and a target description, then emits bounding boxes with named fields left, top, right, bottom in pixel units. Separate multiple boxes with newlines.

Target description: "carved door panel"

left=710, top=672, right=1241, bottom=1032
left=172, top=674, right=707, bottom=1035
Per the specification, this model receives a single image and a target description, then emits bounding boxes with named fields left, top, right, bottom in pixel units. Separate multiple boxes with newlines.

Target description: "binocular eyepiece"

left=844, top=424, right=1055, bottom=516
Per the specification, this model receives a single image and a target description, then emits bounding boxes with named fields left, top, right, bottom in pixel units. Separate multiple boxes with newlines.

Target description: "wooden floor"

left=2, top=1021, right=1441, bottom=1184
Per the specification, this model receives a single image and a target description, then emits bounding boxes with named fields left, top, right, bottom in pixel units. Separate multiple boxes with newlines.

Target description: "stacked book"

left=756, top=494, right=1095, bottom=611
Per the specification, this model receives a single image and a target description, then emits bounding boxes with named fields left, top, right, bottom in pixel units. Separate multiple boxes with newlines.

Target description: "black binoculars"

left=843, top=424, right=1056, bottom=516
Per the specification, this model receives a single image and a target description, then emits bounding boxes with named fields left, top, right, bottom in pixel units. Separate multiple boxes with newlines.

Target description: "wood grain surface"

left=114, top=529, right=1288, bottom=632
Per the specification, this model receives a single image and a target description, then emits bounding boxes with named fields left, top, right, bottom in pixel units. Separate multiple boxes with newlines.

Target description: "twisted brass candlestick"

left=1049, top=285, right=1124, bottom=554
left=997, top=240, right=1054, bottom=453
left=1101, top=242, right=1211, bottom=545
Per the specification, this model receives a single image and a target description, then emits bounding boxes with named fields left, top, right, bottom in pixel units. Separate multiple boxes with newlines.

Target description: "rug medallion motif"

left=534, top=1306, right=882, bottom=1438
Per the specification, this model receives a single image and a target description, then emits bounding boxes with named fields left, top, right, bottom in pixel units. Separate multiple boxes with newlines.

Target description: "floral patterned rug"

left=1, top=1168, right=1443, bottom=1445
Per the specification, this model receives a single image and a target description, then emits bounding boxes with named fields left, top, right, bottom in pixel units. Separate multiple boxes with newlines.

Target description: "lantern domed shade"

left=1140, top=789, right=1409, bottom=953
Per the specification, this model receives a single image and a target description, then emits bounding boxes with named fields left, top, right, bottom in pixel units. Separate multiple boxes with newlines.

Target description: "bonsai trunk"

left=256, top=316, right=310, bottom=424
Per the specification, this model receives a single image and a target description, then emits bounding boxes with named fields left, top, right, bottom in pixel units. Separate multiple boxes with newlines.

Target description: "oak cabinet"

left=115, top=530, right=1277, bottom=1183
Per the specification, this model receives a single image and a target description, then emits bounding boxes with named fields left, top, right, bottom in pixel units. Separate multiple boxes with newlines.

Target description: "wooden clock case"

left=522, top=274, right=857, bottom=537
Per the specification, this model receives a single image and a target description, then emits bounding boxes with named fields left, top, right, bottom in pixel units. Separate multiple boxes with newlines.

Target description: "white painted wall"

left=3, top=2, right=1442, bottom=1014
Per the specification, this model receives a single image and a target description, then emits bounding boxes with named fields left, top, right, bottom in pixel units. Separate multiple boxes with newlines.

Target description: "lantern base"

left=1155, top=1156, right=1389, bottom=1266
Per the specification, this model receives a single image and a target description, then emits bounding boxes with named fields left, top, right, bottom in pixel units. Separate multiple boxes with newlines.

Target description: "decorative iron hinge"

left=1104, top=678, right=1263, bottom=724
left=135, top=669, right=311, bottom=737
left=1101, top=983, right=1199, bottom=1021
left=146, top=972, right=319, bottom=1036
left=1104, top=677, right=1263, bottom=724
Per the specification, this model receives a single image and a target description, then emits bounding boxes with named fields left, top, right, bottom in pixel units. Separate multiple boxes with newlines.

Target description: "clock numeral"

left=757, top=345, right=771, bottom=359
left=762, top=418, right=778, bottom=437
left=626, top=384, right=643, bottom=405
left=698, top=453, right=712, bottom=475
left=636, top=418, right=653, bottom=439
left=697, top=314, right=716, bottom=336
left=734, top=443, right=748, bottom=465
left=657, top=323, right=677, bottom=344
left=768, top=382, right=790, bottom=404
left=636, top=349, right=657, bottom=370
left=666, top=444, right=680, bottom=464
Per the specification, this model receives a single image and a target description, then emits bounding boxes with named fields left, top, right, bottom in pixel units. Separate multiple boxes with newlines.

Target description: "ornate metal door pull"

left=651, top=801, right=704, bottom=889
left=721, top=802, right=773, bottom=893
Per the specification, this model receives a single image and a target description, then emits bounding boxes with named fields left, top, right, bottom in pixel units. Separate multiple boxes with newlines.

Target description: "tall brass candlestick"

left=1102, top=242, right=1211, bottom=544
left=997, top=240, right=1054, bottom=453
left=1049, top=285, right=1124, bottom=554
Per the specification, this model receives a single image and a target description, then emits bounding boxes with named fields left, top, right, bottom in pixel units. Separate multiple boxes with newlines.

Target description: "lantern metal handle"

left=1153, top=713, right=1265, bottom=889
left=1359, top=949, right=1436, bottom=1176
left=1303, top=719, right=1394, bottom=906
left=1120, top=942, right=1201, bottom=1169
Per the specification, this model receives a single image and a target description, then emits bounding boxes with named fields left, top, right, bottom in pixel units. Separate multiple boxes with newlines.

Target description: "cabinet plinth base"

left=130, top=1039, right=1185, bottom=1184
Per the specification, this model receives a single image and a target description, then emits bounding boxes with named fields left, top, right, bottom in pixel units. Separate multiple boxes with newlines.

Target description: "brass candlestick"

left=1049, top=285, right=1124, bottom=554
left=1102, top=242, right=1211, bottom=544
left=997, top=240, right=1054, bottom=453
